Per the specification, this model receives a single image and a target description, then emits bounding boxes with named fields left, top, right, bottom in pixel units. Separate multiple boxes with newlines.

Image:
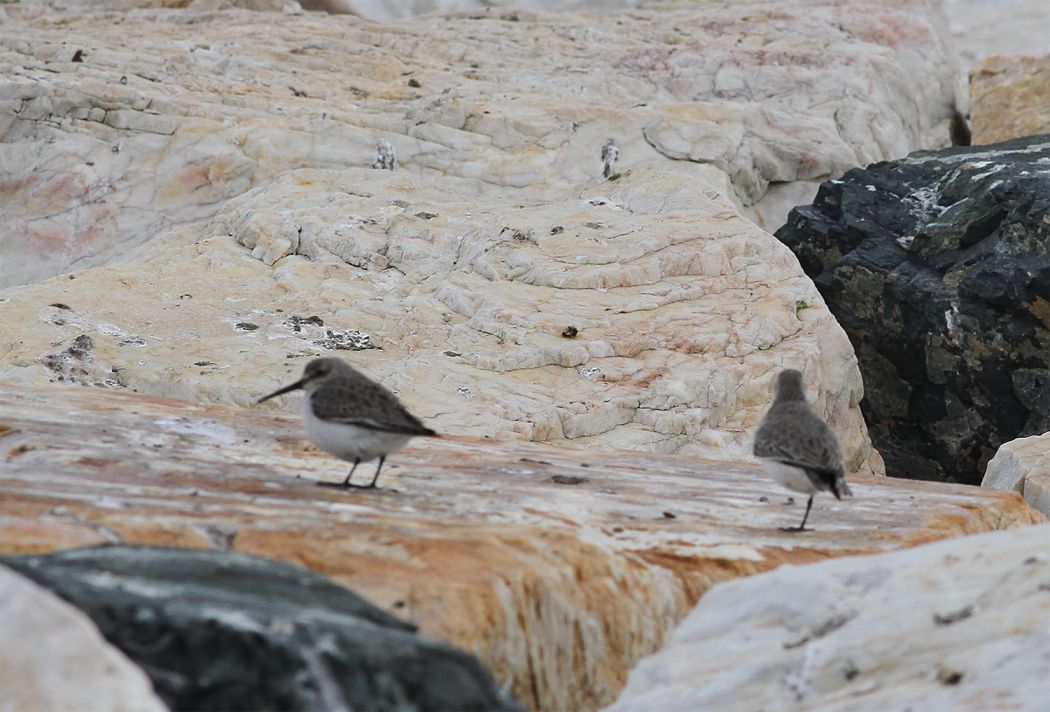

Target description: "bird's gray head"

left=257, top=357, right=353, bottom=403
left=301, top=357, right=348, bottom=388
left=773, top=369, right=807, bottom=402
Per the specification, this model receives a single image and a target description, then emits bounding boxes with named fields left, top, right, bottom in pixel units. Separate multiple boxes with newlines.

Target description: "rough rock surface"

left=608, top=522, right=1050, bottom=712
left=983, top=432, right=1050, bottom=516
left=4, top=546, right=522, bottom=712
left=776, top=134, right=1050, bottom=484
left=0, top=564, right=166, bottom=712
left=0, top=382, right=1041, bottom=710
left=0, top=167, right=881, bottom=474
left=970, top=54, right=1050, bottom=145
left=0, top=0, right=963, bottom=289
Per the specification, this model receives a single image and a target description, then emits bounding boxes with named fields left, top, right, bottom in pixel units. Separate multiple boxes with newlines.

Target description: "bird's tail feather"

left=832, top=474, right=853, bottom=499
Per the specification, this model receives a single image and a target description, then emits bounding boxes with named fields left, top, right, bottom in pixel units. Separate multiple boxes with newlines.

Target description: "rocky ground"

left=0, top=167, right=881, bottom=472
left=0, top=0, right=960, bottom=291
left=0, top=381, right=1040, bottom=709
left=0, top=0, right=952, bottom=470
left=2, top=0, right=1049, bottom=709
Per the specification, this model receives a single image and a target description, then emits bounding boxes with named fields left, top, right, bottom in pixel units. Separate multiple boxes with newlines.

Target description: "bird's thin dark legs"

left=781, top=495, right=814, bottom=532
left=344, top=456, right=384, bottom=489
left=367, top=457, right=388, bottom=491
left=341, top=459, right=360, bottom=487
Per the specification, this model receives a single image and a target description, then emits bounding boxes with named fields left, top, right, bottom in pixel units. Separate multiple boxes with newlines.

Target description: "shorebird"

left=258, top=357, right=436, bottom=489
left=753, top=369, right=852, bottom=531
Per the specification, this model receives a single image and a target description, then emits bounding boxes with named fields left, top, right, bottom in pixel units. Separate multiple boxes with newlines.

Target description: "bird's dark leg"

left=780, top=495, right=814, bottom=532
left=357, top=456, right=385, bottom=490
left=798, top=495, right=814, bottom=530
left=341, top=459, right=360, bottom=487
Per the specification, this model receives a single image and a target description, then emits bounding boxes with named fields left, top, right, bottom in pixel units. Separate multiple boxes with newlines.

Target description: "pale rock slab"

left=608, top=522, right=1050, bottom=712
left=0, top=0, right=963, bottom=287
left=0, top=382, right=1039, bottom=710
left=983, top=432, right=1050, bottom=516
left=0, top=564, right=167, bottom=712
left=0, top=167, right=881, bottom=473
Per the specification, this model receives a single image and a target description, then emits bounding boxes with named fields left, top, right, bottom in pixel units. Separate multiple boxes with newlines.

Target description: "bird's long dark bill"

left=257, top=378, right=308, bottom=404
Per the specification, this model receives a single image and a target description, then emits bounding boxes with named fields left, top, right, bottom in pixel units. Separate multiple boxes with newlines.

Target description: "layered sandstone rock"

left=0, top=0, right=962, bottom=288
left=0, top=167, right=880, bottom=472
left=0, top=564, right=166, bottom=712
left=970, top=54, right=1050, bottom=145
left=0, top=382, right=1040, bottom=709
left=609, top=523, right=1050, bottom=712
left=983, top=432, right=1050, bottom=516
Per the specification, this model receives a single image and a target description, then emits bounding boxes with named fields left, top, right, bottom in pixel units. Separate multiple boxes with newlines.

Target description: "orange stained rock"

left=971, top=54, right=1050, bottom=145
left=0, top=382, right=1042, bottom=711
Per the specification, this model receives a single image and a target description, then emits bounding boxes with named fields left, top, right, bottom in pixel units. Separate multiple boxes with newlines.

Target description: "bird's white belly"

left=759, top=459, right=819, bottom=495
left=302, top=401, right=411, bottom=463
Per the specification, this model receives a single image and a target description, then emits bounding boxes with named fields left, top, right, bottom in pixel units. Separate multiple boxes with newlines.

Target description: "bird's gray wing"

left=754, top=402, right=845, bottom=494
left=310, top=379, right=436, bottom=436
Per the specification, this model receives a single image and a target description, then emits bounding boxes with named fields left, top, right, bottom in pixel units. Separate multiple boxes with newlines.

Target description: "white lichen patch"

left=269, top=315, right=376, bottom=352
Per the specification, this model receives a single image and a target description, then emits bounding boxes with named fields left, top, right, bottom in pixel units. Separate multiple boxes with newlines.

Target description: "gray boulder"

left=3, top=546, right=522, bottom=712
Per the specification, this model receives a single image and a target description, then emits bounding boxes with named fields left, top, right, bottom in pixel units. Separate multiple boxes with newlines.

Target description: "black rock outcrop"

left=776, top=134, right=1050, bottom=484
left=3, top=546, right=522, bottom=712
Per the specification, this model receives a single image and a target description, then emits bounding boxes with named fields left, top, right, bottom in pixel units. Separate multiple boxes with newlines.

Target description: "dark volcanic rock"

left=776, top=134, right=1050, bottom=484
left=2, top=546, right=522, bottom=712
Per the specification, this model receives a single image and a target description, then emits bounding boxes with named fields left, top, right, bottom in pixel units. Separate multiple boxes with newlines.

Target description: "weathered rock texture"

left=970, top=55, right=1050, bottom=145
left=0, top=382, right=1041, bottom=710
left=0, top=0, right=963, bottom=289
left=4, top=546, right=522, bottom=712
left=0, top=564, right=166, bottom=712
left=0, top=0, right=975, bottom=472
left=608, top=522, right=1050, bottom=712
left=776, top=134, right=1050, bottom=484
left=0, top=167, right=881, bottom=474
left=983, top=432, right=1050, bottom=517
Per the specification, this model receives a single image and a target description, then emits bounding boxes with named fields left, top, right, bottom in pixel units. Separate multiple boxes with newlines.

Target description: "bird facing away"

left=257, top=357, right=437, bottom=489
left=752, top=369, right=852, bottom=531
